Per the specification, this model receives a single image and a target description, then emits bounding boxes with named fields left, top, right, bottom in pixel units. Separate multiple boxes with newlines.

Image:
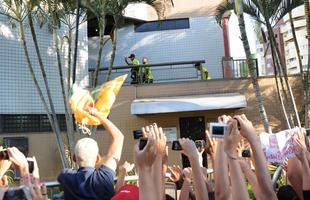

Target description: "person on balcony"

left=142, top=57, right=154, bottom=84
left=125, top=54, right=140, bottom=84
left=195, top=63, right=211, bottom=80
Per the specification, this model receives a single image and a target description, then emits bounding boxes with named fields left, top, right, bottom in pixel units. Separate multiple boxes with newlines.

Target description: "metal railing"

left=222, top=58, right=259, bottom=78
left=88, top=60, right=205, bottom=85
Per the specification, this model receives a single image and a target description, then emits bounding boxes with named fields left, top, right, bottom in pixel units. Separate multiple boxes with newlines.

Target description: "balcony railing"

left=89, top=60, right=206, bottom=85
left=222, top=58, right=259, bottom=78
left=88, top=58, right=259, bottom=86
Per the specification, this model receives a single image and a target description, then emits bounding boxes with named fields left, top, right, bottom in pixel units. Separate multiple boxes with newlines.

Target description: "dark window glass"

left=161, top=20, right=175, bottom=30
left=135, top=18, right=190, bottom=32
left=1, top=114, right=71, bottom=133
left=148, top=22, right=160, bottom=31
left=175, top=19, right=190, bottom=29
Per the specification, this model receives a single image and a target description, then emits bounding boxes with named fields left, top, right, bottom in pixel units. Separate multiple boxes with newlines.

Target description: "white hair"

left=74, top=138, right=99, bottom=167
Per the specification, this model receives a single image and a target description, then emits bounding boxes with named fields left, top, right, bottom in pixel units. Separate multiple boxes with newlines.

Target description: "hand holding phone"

left=209, top=123, right=227, bottom=138
left=139, top=138, right=148, bottom=150
left=172, top=141, right=182, bottom=151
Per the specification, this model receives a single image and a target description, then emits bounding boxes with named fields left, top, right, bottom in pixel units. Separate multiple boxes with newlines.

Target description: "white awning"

left=131, top=93, right=247, bottom=115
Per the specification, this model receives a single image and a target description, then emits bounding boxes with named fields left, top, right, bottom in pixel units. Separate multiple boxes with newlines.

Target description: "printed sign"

left=260, top=127, right=301, bottom=163
left=163, top=127, right=178, bottom=142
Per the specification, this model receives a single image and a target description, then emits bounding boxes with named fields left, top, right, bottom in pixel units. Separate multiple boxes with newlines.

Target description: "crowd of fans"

left=0, top=107, right=310, bottom=200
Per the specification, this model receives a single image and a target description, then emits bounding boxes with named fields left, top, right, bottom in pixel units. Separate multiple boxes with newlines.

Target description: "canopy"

left=131, top=93, right=247, bottom=115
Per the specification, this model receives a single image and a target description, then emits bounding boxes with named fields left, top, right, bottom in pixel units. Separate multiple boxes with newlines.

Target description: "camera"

left=241, top=149, right=251, bottom=158
left=3, top=186, right=32, bottom=200
left=133, top=130, right=143, bottom=140
left=27, top=158, right=34, bottom=174
left=0, top=150, right=9, bottom=160
left=171, top=140, right=206, bottom=151
left=195, top=140, right=205, bottom=150
left=139, top=138, right=148, bottom=150
left=172, top=141, right=182, bottom=151
left=209, top=123, right=227, bottom=138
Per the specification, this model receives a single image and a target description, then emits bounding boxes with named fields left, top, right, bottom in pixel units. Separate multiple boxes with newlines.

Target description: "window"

left=135, top=18, right=190, bottom=32
left=0, top=114, right=70, bottom=133
left=289, top=57, right=296, bottom=62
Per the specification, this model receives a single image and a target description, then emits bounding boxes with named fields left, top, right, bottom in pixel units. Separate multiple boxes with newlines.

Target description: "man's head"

left=74, top=138, right=100, bottom=167
left=142, top=57, right=148, bottom=64
left=129, top=54, right=135, bottom=61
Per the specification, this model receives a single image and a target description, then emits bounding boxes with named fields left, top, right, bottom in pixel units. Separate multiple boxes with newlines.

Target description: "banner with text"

left=260, top=127, right=301, bottom=163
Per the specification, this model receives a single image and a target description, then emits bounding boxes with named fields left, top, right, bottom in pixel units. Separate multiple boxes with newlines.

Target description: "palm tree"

left=304, top=0, right=310, bottom=127
left=104, top=0, right=173, bottom=82
left=216, top=0, right=271, bottom=133
left=80, top=0, right=108, bottom=87
left=25, top=0, right=69, bottom=168
left=216, top=0, right=304, bottom=129
left=0, top=0, right=68, bottom=167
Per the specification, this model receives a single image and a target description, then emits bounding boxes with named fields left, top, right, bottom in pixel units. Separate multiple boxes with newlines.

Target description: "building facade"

left=88, top=16, right=226, bottom=83
left=281, top=5, right=308, bottom=74
left=0, top=3, right=305, bottom=181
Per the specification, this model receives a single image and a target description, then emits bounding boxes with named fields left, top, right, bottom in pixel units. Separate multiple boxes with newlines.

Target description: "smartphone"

left=133, top=130, right=143, bottom=140
left=242, top=149, right=251, bottom=158
left=195, top=140, right=205, bottom=149
left=0, top=150, right=9, bottom=160
left=26, top=158, right=34, bottom=174
left=139, top=138, right=148, bottom=150
left=172, top=140, right=182, bottom=151
left=209, top=123, right=227, bottom=138
left=3, top=186, right=32, bottom=200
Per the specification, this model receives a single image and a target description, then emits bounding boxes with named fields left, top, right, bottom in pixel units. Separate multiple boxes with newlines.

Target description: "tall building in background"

left=281, top=5, right=308, bottom=74
left=255, top=19, right=286, bottom=76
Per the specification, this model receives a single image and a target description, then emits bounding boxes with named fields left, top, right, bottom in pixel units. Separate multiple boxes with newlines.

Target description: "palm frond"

left=273, top=0, right=304, bottom=25
left=242, top=0, right=265, bottom=24
left=215, top=1, right=234, bottom=26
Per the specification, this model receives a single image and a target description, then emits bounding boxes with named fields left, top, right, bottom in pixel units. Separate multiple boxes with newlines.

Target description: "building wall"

left=263, top=20, right=285, bottom=76
left=1, top=76, right=302, bottom=181
left=281, top=5, right=308, bottom=74
left=88, top=16, right=225, bottom=82
left=0, top=14, right=89, bottom=114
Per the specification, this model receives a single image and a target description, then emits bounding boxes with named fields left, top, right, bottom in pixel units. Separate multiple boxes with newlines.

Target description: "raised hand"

left=168, top=165, right=182, bottom=182
left=183, top=167, right=192, bottom=181
left=205, top=130, right=217, bottom=157
left=218, top=114, right=232, bottom=124
left=224, top=119, right=241, bottom=158
left=134, top=135, right=156, bottom=170
left=119, top=161, right=135, bottom=175
left=0, top=147, right=12, bottom=179
left=179, top=138, right=198, bottom=160
left=234, top=114, right=257, bottom=143
left=7, top=147, right=28, bottom=177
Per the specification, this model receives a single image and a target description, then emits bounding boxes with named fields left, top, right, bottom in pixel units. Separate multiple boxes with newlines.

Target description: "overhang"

left=131, top=93, right=247, bottom=115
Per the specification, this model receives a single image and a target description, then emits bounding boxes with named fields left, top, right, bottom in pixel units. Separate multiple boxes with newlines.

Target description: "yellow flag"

left=70, top=74, right=128, bottom=126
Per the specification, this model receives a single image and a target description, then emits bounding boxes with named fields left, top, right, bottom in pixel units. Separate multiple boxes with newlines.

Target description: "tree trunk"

left=19, top=22, right=56, bottom=133
left=93, top=17, right=106, bottom=87
left=266, top=21, right=301, bottom=127
left=289, top=12, right=303, bottom=75
left=67, top=27, right=72, bottom=94
left=52, top=12, right=75, bottom=167
left=72, top=0, right=80, bottom=84
left=105, top=27, right=117, bottom=82
left=27, top=11, right=68, bottom=168
left=237, top=13, right=271, bottom=133
left=289, top=11, right=307, bottom=127
left=270, top=33, right=292, bottom=128
left=304, top=0, right=310, bottom=128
